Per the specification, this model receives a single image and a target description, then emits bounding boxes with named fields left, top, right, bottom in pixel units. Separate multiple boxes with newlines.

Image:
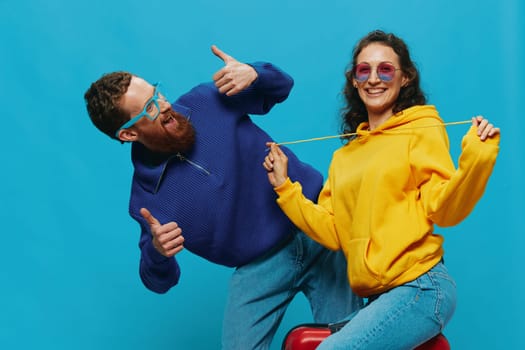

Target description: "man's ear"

left=117, top=129, right=138, bottom=142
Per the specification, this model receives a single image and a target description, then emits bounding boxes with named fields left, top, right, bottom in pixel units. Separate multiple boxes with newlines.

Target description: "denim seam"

left=294, top=234, right=305, bottom=270
left=427, top=271, right=444, bottom=330
left=352, top=289, right=422, bottom=348
left=289, top=234, right=303, bottom=303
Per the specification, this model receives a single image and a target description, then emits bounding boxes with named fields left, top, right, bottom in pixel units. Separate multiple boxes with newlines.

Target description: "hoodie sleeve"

left=275, top=164, right=341, bottom=251
left=411, top=125, right=500, bottom=227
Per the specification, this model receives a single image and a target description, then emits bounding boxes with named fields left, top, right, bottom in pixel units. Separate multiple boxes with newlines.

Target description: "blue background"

left=1, top=0, right=523, bottom=349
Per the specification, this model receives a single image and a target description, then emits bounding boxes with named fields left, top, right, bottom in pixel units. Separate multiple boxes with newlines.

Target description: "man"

left=84, top=45, right=361, bottom=349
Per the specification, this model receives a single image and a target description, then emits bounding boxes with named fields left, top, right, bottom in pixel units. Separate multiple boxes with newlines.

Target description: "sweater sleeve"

left=220, top=62, right=294, bottom=115
left=138, top=222, right=181, bottom=294
left=413, top=125, right=500, bottom=227
left=275, top=166, right=341, bottom=251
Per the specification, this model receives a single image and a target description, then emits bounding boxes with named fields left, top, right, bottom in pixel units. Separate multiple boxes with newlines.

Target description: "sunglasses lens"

left=354, top=63, right=398, bottom=83
left=354, top=64, right=371, bottom=82
left=377, top=63, right=396, bottom=81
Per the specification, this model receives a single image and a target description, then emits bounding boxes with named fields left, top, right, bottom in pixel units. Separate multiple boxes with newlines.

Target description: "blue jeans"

left=221, top=231, right=363, bottom=350
left=317, top=261, right=456, bottom=350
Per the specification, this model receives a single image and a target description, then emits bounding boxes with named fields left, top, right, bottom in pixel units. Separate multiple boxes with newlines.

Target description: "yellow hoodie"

left=274, top=105, right=500, bottom=297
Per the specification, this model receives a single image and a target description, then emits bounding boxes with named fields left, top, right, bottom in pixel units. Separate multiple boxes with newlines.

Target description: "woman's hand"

left=263, top=142, right=289, bottom=187
left=472, top=116, right=500, bottom=141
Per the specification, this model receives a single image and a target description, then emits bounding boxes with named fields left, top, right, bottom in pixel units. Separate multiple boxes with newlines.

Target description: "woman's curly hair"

left=340, top=30, right=427, bottom=139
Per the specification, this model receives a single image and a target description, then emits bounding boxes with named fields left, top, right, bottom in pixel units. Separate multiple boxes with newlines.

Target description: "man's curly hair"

left=84, top=71, right=133, bottom=140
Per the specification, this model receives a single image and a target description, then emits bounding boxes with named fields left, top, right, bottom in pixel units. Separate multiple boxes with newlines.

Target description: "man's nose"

left=159, top=98, right=171, bottom=112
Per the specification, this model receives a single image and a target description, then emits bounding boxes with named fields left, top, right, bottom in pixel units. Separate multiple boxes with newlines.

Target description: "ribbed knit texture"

left=128, top=63, right=323, bottom=293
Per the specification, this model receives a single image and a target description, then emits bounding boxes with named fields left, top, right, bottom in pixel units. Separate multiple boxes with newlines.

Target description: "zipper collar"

left=131, top=102, right=196, bottom=194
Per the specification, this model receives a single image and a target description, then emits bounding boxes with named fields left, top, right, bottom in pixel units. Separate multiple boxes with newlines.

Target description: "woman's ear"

left=401, top=75, right=410, bottom=88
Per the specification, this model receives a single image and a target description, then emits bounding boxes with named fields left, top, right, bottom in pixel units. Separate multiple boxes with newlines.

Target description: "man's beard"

left=143, top=110, right=196, bottom=155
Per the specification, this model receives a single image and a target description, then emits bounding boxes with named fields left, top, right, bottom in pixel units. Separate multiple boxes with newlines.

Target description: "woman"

left=263, top=30, right=500, bottom=349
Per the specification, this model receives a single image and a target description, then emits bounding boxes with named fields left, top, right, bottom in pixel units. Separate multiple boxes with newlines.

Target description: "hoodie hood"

left=356, top=105, right=443, bottom=138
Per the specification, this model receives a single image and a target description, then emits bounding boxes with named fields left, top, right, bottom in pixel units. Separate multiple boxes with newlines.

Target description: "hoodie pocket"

left=347, top=238, right=382, bottom=292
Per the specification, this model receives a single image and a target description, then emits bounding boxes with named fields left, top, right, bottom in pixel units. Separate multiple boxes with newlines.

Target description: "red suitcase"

left=282, top=323, right=450, bottom=350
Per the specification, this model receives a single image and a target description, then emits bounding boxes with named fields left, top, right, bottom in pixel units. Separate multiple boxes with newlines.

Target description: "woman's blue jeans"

left=221, top=231, right=363, bottom=350
left=317, top=261, right=456, bottom=350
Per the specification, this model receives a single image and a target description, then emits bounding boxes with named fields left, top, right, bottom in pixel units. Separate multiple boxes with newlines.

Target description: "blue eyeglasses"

left=115, top=83, right=166, bottom=137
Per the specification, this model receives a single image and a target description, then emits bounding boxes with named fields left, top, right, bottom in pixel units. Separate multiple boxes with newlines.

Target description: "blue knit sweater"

left=128, top=62, right=323, bottom=293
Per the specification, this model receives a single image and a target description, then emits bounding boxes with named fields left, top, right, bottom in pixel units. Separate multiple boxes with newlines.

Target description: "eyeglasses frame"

left=352, top=62, right=401, bottom=83
left=115, top=82, right=164, bottom=138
